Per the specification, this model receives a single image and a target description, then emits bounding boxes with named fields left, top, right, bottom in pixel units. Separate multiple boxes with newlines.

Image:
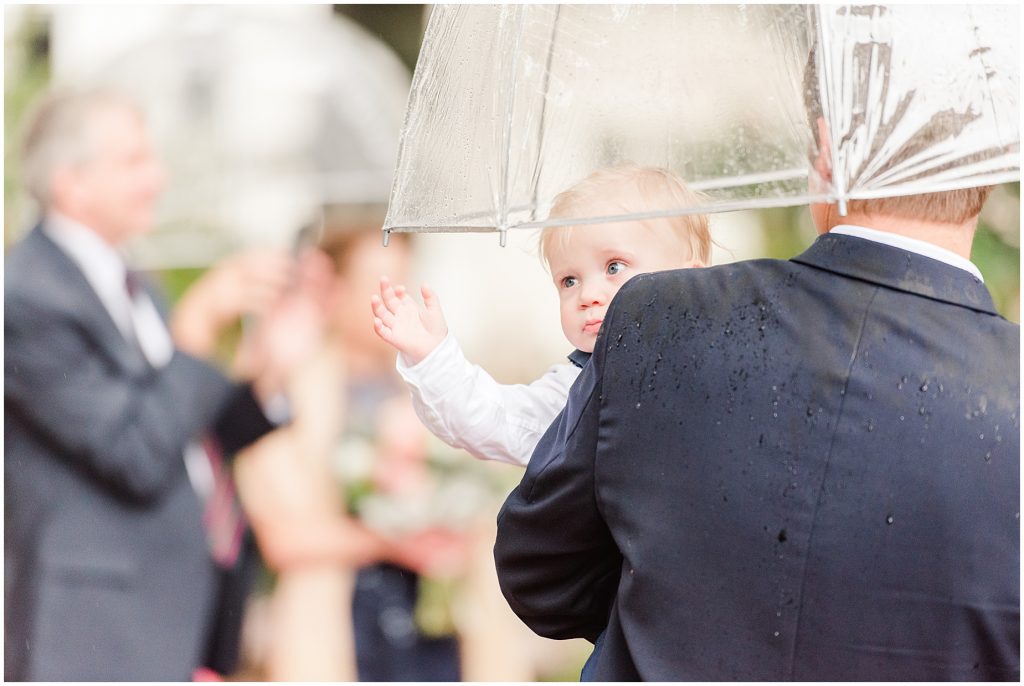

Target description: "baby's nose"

left=580, top=285, right=607, bottom=307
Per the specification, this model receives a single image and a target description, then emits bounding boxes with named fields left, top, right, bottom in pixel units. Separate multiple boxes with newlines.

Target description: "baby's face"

left=546, top=222, right=696, bottom=353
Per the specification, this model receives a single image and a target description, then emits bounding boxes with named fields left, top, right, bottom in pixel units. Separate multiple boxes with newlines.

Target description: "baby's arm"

left=397, top=334, right=578, bottom=466
left=370, top=277, right=578, bottom=466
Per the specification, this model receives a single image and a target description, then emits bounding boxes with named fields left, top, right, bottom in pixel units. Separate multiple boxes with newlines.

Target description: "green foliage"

left=973, top=222, right=1020, bottom=323
left=4, top=9, right=50, bottom=244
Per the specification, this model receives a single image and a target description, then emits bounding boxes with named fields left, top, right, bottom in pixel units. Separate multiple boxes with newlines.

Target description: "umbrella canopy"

left=384, top=4, right=1019, bottom=243
left=51, top=6, right=411, bottom=266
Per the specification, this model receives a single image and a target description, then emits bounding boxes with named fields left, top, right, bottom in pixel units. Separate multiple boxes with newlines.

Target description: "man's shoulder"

left=6, top=227, right=85, bottom=319
left=615, top=258, right=792, bottom=308
left=6, top=225, right=58, bottom=279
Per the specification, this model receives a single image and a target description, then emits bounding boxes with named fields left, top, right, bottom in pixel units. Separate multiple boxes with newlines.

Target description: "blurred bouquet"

left=331, top=396, right=510, bottom=635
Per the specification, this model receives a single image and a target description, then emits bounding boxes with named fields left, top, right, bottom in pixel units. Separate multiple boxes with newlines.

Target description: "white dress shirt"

left=43, top=212, right=214, bottom=497
left=43, top=211, right=176, bottom=365
left=830, top=224, right=984, bottom=281
left=396, top=332, right=580, bottom=467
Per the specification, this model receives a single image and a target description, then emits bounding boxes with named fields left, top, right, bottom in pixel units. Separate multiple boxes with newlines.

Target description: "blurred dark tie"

left=199, top=436, right=245, bottom=569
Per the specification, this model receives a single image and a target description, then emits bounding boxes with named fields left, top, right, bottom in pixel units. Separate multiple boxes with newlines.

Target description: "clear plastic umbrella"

left=384, top=4, right=1019, bottom=245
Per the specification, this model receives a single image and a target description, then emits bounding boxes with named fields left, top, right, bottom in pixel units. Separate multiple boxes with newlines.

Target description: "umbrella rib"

left=528, top=5, right=562, bottom=224
left=497, top=6, right=527, bottom=234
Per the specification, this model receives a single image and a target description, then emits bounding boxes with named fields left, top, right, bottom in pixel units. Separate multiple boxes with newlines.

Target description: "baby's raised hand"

left=371, top=276, right=449, bottom=365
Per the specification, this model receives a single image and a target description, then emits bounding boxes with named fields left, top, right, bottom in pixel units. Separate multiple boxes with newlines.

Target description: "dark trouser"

left=352, top=563, right=460, bottom=682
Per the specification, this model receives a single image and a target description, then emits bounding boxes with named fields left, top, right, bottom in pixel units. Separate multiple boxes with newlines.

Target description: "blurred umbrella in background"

left=31, top=6, right=413, bottom=268
left=384, top=4, right=1019, bottom=243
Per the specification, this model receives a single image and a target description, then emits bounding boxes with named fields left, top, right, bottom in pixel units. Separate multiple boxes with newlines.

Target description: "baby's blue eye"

left=561, top=276, right=578, bottom=289
left=607, top=261, right=627, bottom=275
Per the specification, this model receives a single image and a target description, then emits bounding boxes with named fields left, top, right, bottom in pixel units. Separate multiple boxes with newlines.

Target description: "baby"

left=371, top=164, right=712, bottom=467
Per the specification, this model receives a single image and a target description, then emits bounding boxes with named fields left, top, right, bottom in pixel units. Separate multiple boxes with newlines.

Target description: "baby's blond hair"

left=539, top=164, right=712, bottom=268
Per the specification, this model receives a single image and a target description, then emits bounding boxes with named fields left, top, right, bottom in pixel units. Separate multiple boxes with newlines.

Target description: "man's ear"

left=813, top=116, right=833, bottom=184
left=50, top=165, right=80, bottom=209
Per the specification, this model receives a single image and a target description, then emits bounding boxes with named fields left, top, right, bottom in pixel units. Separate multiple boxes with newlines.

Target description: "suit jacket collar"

left=21, top=223, right=152, bottom=375
left=791, top=232, right=999, bottom=316
left=568, top=348, right=592, bottom=369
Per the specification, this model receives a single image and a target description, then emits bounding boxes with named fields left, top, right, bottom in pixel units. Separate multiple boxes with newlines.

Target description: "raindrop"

left=885, top=514, right=895, bottom=525
left=984, top=452, right=992, bottom=462
left=899, top=415, right=904, bottom=421
left=777, top=528, right=788, bottom=543
left=866, top=421, right=875, bottom=432
left=635, top=402, right=642, bottom=409
left=979, top=433, right=985, bottom=440
left=919, top=381, right=929, bottom=392
left=773, top=631, right=780, bottom=638
left=776, top=611, right=782, bottom=617
left=806, top=407, right=814, bottom=417
left=918, top=406, right=926, bottom=416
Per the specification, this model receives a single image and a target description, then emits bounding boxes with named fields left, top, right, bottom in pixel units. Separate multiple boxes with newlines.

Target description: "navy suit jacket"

left=495, top=232, right=1019, bottom=680
left=4, top=225, right=273, bottom=680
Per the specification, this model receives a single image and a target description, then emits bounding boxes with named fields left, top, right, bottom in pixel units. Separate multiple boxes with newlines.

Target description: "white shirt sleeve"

left=396, top=333, right=579, bottom=467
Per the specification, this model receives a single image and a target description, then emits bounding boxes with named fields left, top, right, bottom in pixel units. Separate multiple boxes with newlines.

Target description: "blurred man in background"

left=4, top=86, right=318, bottom=681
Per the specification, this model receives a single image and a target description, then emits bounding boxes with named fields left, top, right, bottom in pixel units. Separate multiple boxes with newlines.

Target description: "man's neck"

left=49, top=205, right=122, bottom=247
left=828, top=210, right=976, bottom=260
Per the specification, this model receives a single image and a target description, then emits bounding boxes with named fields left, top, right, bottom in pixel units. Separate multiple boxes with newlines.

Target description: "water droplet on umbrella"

left=635, top=402, right=642, bottom=409
left=919, top=381, right=929, bottom=392
left=773, top=631, right=780, bottom=637
left=885, top=514, right=894, bottom=525
left=984, top=452, right=992, bottom=462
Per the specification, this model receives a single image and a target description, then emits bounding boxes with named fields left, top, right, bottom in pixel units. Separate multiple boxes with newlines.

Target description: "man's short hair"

left=19, top=87, right=142, bottom=208
left=540, top=164, right=712, bottom=268
left=802, top=45, right=992, bottom=224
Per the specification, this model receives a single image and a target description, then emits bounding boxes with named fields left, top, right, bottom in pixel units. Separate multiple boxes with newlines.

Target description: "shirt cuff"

left=396, top=331, right=462, bottom=389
